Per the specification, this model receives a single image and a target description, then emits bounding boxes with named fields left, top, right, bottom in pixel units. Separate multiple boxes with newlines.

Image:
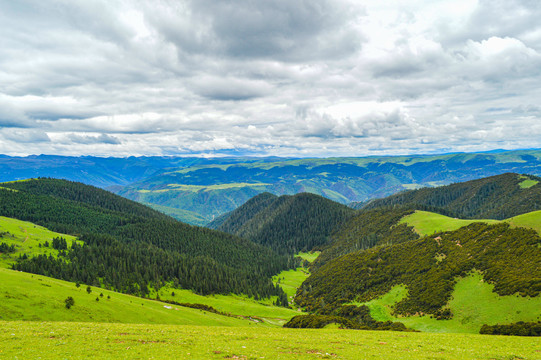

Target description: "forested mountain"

left=297, top=223, right=541, bottom=316
left=312, top=208, right=420, bottom=269
left=117, top=149, right=541, bottom=224
left=209, top=192, right=355, bottom=256
left=1, top=150, right=541, bottom=225
left=0, top=179, right=290, bottom=304
left=362, top=173, right=541, bottom=219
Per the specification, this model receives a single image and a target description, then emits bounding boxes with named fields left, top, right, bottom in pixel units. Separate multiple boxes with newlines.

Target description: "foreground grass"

left=1, top=321, right=540, bottom=360
left=359, top=272, right=541, bottom=334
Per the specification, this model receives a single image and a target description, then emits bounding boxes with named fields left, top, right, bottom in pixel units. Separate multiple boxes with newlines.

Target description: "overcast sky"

left=1, top=0, right=540, bottom=157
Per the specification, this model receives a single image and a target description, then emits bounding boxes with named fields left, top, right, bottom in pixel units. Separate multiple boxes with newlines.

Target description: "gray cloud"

left=65, top=133, right=121, bottom=145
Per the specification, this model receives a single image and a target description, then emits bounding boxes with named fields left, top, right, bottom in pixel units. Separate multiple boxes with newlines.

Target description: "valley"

left=1, top=170, right=540, bottom=358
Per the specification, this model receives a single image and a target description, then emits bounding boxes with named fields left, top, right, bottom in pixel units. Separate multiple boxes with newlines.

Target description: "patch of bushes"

left=480, top=321, right=541, bottom=336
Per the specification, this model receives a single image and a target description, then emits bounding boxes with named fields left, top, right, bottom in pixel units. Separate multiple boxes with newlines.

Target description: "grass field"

left=272, top=252, right=320, bottom=300
left=0, top=216, right=81, bottom=268
left=399, top=210, right=541, bottom=237
left=357, top=272, right=541, bottom=334
left=1, top=320, right=540, bottom=359
left=398, top=211, right=499, bottom=237
left=0, top=266, right=302, bottom=327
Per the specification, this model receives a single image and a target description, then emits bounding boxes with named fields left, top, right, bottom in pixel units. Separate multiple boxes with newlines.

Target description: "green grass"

left=357, top=272, right=541, bottom=334
left=0, top=216, right=300, bottom=326
left=0, top=216, right=81, bottom=268
left=271, top=252, right=320, bottom=305
left=154, top=286, right=301, bottom=326
left=1, top=320, right=540, bottom=359
left=398, top=211, right=499, bottom=237
left=0, top=268, right=254, bottom=327
left=400, top=210, right=541, bottom=237
left=518, top=175, right=539, bottom=189
left=297, top=251, right=320, bottom=263
left=506, top=210, right=541, bottom=234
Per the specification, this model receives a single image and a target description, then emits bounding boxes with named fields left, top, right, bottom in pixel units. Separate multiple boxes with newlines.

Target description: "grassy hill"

left=363, top=173, right=541, bottom=220
left=209, top=192, right=355, bottom=256
left=355, top=271, right=541, bottom=333
left=399, top=209, right=541, bottom=236
left=296, top=222, right=541, bottom=331
left=0, top=216, right=81, bottom=268
left=0, top=179, right=291, bottom=303
left=0, top=267, right=301, bottom=326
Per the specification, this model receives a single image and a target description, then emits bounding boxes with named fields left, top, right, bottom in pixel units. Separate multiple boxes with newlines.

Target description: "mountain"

left=1, top=150, right=541, bottom=226
left=297, top=222, right=541, bottom=315
left=289, top=173, right=541, bottom=332
left=116, top=149, right=541, bottom=225
left=209, top=192, right=355, bottom=256
left=311, top=208, right=420, bottom=269
left=0, top=178, right=290, bottom=303
left=362, top=173, right=541, bottom=219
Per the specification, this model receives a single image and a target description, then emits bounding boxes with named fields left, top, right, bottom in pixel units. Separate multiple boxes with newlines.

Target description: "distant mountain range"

left=1, top=149, right=541, bottom=225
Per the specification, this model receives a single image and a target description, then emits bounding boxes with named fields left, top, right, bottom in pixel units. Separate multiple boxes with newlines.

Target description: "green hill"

left=399, top=209, right=541, bottom=237
left=295, top=222, right=541, bottom=333
left=0, top=178, right=290, bottom=303
left=210, top=192, right=355, bottom=256
left=312, top=208, right=419, bottom=269
left=363, top=173, right=541, bottom=219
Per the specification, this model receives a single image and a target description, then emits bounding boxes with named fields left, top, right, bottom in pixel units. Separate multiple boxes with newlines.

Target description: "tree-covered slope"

left=296, top=223, right=541, bottom=317
left=211, top=192, right=355, bottom=256
left=362, top=173, right=541, bottom=219
left=312, top=208, right=420, bottom=269
left=0, top=179, right=290, bottom=302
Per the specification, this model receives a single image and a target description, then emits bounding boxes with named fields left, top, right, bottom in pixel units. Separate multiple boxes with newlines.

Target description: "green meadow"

left=1, top=320, right=539, bottom=360
left=272, top=252, right=320, bottom=300
left=0, top=216, right=82, bottom=268
left=357, top=272, right=541, bottom=334
left=399, top=209, right=541, bottom=237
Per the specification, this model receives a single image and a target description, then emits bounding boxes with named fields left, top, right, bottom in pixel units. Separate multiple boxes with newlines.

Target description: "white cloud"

left=0, top=0, right=540, bottom=157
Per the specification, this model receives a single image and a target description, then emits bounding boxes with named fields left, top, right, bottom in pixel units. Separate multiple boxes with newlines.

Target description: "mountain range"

left=2, top=149, right=541, bottom=225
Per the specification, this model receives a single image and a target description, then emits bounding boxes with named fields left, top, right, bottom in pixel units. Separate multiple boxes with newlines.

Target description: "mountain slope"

left=362, top=173, right=541, bottom=219
left=312, top=208, right=420, bottom=269
left=210, top=192, right=355, bottom=256
left=0, top=179, right=290, bottom=302
left=297, top=223, right=541, bottom=317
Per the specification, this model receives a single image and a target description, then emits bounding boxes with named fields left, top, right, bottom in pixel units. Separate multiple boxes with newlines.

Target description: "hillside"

left=115, top=149, right=541, bottom=224
left=312, top=208, right=420, bottom=269
left=362, top=173, right=541, bottom=219
left=296, top=222, right=541, bottom=327
left=209, top=192, right=355, bottom=256
left=0, top=179, right=290, bottom=303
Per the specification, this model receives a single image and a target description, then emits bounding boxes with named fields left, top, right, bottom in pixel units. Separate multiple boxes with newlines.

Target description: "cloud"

left=64, top=133, right=121, bottom=145
left=0, top=0, right=540, bottom=157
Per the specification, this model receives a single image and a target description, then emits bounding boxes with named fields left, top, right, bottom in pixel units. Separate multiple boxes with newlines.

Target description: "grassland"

left=357, top=272, right=541, bottom=334
left=399, top=210, right=541, bottom=237
left=2, top=320, right=540, bottom=360
left=0, top=267, right=262, bottom=327
left=271, top=252, right=320, bottom=301
left=398, top=211, right=499, bottom=237
left=0, top=216, right=81, bottom=268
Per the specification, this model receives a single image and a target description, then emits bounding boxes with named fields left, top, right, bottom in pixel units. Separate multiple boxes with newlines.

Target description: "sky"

left=1, top=0, right=540, bottom=157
